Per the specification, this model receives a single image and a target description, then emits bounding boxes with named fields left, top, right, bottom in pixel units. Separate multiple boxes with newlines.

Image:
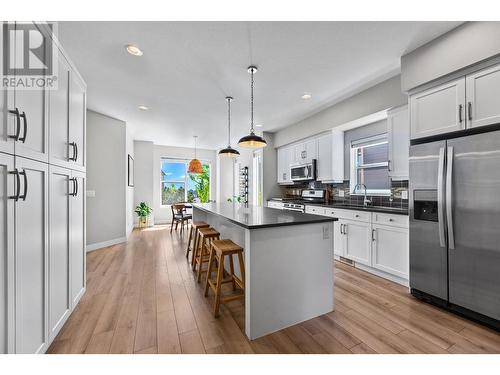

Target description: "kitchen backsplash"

left=280, top=179, right=409, bottom=210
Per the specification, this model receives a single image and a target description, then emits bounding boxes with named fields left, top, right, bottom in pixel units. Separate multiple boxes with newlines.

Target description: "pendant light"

left=238, top=66, right=267, bottom=148
left=188, top=136, right=203, bottom=174
left=219, top=96, right=240, bottom=157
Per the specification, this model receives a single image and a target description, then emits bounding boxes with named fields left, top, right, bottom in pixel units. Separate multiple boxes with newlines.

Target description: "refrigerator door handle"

left=446, top=146, right=455, bottom=250
left=437, top=147, right=446, bottom=248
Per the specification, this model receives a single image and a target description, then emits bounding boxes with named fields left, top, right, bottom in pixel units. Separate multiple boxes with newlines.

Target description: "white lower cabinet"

left=371, top=224, right=409, bottom=280
left=307, top=205, right=409, bottom=284
left=342, top=219, right=372, bottom=266
left=15, top=157, right=49, bottom=354
left=49, top=166, right=72, bottom=341
left=70, top=170, right=86, bottom=307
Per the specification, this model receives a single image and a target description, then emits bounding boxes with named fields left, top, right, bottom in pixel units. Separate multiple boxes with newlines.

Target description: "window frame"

left=349, top=134, right=391, bottom=196
left=160, top=158, right=212, bottom=206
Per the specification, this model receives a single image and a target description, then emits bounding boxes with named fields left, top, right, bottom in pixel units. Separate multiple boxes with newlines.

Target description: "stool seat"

left=204, top=239, right=245, bottom=318
left=211, top=239, right=243, bottom=256
left=186, top=221, right=209, bottom=260
left=198, top=227, right=220, bottom=237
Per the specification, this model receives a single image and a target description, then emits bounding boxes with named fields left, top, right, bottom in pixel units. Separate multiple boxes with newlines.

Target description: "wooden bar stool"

left=186, top=221, right=209, bottom=260
left=193, top=227, right=220, bottom=283
left=204, top=239, right=245, bottom=318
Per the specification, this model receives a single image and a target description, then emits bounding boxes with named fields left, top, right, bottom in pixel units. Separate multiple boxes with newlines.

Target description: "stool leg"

left=229, top=254, right=236, bottom=291
left=237, top=252, right=245, bottom=290
left=192, top=233, right=202, bottom=270
left=204, top=244, right=215, bottom=297
left=186, top=226, right=193, bottom=258
left=214, top=254, right=225, bottom=318
left=196, top=237, right=207, bottom=283
left=191, top=231, right=199, bottom=268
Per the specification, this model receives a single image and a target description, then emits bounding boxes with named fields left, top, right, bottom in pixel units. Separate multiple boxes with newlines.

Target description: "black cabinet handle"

left=468, top=101, right=473, bottom=121
left=458, top=104, right=463, bottom=123
left=74, top=178, right=78, bottom=197
left=8, top=108, right=21, bottom=140
left=75, top=142, right=78, bottom=162
left=19, top=111, right=27, bottom=143
left=8, top=169, right=20, bottom=201
left=69, top=177, right=77, bottom=196
left=19, top=169, right=27, bottom=201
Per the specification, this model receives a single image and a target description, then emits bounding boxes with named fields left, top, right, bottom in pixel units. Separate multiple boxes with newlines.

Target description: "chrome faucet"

left=354, top=183, right=372, bottom=207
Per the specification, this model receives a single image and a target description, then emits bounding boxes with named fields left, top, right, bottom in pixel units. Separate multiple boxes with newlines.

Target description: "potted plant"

left=135, top=202, right=153, bottom=228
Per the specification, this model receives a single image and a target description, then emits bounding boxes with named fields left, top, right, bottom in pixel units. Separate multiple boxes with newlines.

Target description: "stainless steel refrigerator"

left=410, top=129, right=500, bottom=328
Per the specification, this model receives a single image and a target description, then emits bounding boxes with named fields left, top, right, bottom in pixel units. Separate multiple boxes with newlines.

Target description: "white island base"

left=193, top=204, right=335, bottom=340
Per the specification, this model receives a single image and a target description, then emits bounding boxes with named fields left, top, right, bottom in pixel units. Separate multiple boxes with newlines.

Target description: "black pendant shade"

left=238, top=65, right=267, bottom=149
left=218, top=146, right=240, bottom=157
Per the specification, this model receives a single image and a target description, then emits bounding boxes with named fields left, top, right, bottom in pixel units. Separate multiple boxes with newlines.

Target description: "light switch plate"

left=86, top=190, right=96, bottom=198
left=401, top=190, right=408, bottom=200
left=338, top=190, right=345, bottom=197
left=323, top=226, right=330, bottom=239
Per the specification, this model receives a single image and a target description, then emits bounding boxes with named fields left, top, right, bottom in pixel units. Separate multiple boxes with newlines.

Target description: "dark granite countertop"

left=193, top=202, right=337, bottom=229
left=267, top=198, right=408, bottom=216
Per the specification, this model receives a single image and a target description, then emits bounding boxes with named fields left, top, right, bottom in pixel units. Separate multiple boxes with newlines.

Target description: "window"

left=161, top=159, right=211, bottom=205
left=350, top=134, right=390, bottom=195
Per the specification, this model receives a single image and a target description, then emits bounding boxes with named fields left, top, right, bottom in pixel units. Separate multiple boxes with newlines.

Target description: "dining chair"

left=170, top=203, right=193, bottom=233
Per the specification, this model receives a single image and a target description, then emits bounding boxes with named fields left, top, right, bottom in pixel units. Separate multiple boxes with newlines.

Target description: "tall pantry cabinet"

left=0, top=22, right=87, bottom=353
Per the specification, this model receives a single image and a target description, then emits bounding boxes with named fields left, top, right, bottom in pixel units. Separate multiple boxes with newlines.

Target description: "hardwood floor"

left=48, top=225, right=500, bottom=354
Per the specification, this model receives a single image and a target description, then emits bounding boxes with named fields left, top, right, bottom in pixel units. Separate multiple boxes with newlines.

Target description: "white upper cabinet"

left=410, top=77, right=466, bottom=140
left=465, top=62, right=500, bottom=129
left=277, top=146, right=293, bottom=184
left=317, top=131, right=344, bottom=182
left=388, top=105, right=410, bottom=180
left=49, top=53, right=71, bottom=168
left=11, top=23, right=50, bottom=163
left=69, top=73, right=86, bottom=170
left=293, top=138, right=318, bottom=164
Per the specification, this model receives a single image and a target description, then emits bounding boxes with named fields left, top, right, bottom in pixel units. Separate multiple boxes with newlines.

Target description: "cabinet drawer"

left=372, top=212, right=408, bottom=228
left=325, top=208, right=370, bottom=222
left=305, top=205, right=325, bottom=215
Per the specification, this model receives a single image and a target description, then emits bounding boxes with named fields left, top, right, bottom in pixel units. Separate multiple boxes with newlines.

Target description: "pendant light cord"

left=227, top=98, right=231, bottom=147
left=250, top=68, right=255, bottom=134
left=194, top=136, right=197, bottom=159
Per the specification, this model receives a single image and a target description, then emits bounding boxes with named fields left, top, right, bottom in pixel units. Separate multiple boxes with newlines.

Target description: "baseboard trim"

left=86, top=237, right=127, bottom=252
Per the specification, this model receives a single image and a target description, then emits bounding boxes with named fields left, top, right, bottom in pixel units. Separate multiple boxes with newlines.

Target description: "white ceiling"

left=58, top=21, right=462, bottom=150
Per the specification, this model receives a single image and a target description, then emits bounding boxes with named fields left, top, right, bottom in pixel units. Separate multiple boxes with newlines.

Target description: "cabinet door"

left=317, top=133, right=332, bottom=181
left=0, top=153, right=15, bottom=354
left=333, top=220, right=344, bottom=257
left=48, top=166, right=71, bottom=341
left=49, top=53, right=71, bottom=168
left=466, top=63, right=500, bottom=129
left=15, top=157, right=49, bottom=353
left=13, top=23, right=49, bottom=163
left=303, top=138, right=317, bottom=163
left=371, top=224, right=409, bottom=279
left=410, top=77, right=465, bottom=140
left=388, top=105, right=409, bottom=179
left=0, top=28, right=15, bottom=155
left=69, top=73, right=86, bottom=170
left=70, top=170, right=86, bottom=307
left=277, top=148, right=285, bottom=183
left=343, top=219, right=371, bottom=266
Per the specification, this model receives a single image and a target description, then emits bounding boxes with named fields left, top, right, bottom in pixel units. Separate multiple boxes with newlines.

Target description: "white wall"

left=401, top=22, right=500, bottom=92
left=133, top=141, right=155, bottom=226
left=125, top=126, right=135, bottom=237
left=86, top=110, right=127, bottom=249
left=273, top=75, right=406, bottom=148
left=217, top=156, right=235, bottom=203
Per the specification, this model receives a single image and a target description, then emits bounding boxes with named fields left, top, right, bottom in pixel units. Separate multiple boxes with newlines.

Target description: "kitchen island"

left=193, top=203, right=336, bottom=339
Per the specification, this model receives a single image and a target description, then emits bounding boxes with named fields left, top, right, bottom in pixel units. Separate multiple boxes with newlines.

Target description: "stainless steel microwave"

left=290, top=160, right=316, bottom=182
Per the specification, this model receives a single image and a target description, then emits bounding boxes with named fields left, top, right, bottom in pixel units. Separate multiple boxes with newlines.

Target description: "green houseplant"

left=135, top=202, right=153, bottom=228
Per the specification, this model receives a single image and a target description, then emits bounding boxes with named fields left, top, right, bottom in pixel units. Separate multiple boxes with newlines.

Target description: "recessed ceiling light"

left=138, top=105, right=149, bottom=111
left=255, top=124, right=263, bottom=127
left=301, top=93, right=312, bottom=100
left=126, top=44, right=143, bottom=56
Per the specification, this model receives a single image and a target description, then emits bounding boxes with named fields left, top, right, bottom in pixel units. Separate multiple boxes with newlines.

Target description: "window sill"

left=350, top=192, right=391, bottom=197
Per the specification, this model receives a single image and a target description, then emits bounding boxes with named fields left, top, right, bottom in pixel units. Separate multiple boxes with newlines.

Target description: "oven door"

left=290, top=164, right=313, bottom=181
